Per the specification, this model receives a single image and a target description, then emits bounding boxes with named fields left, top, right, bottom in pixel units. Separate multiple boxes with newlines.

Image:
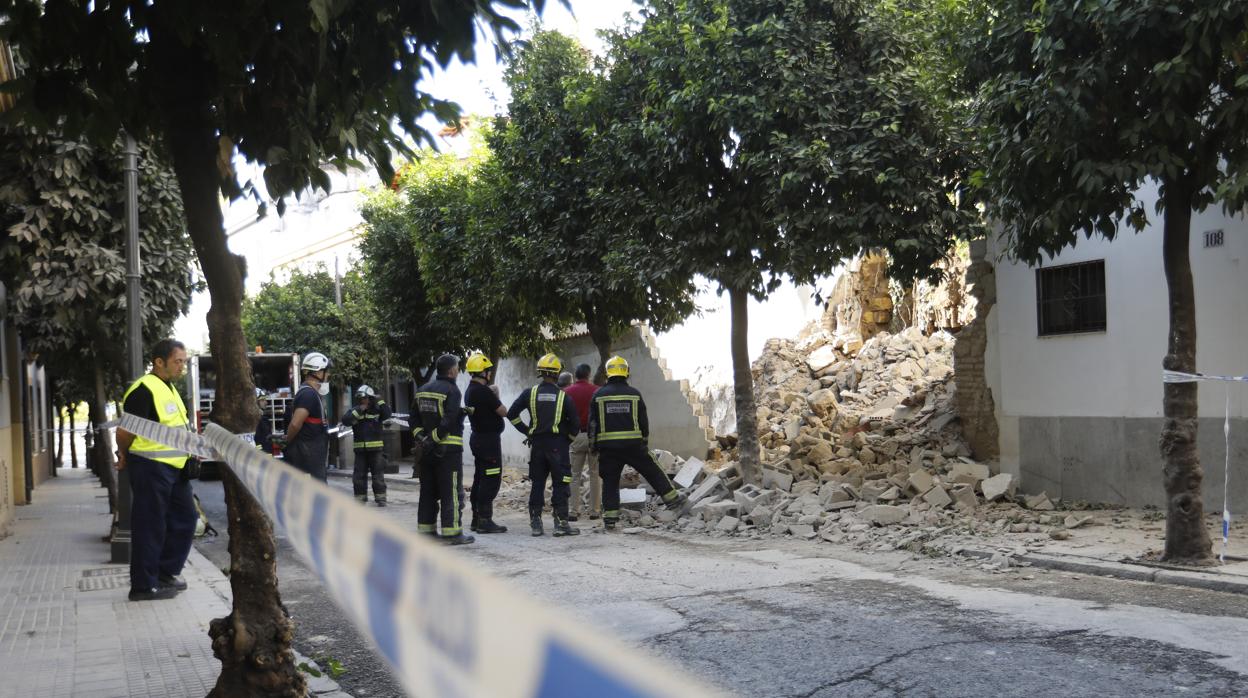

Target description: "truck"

left=186, top=352, right=301, bottom=478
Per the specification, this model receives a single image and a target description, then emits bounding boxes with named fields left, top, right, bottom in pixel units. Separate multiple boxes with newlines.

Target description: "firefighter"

left=414, top=354, right=473, bottom=545
left=589, top=356, right=686, bottom=530
left=507, top=353, right=580, bottom=537
left=342, top=384, right=392, bottom=506
left=463, top=353, right=508, bottom=533
left=284, top=352, right=332, bottom=481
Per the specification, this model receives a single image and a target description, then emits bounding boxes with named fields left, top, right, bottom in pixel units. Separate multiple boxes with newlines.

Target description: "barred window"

left=1036, top=260, right=1106, bottom=336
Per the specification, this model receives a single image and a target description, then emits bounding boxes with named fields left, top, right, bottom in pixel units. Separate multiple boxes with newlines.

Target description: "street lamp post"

left=110, top=133, right=142, bottom=564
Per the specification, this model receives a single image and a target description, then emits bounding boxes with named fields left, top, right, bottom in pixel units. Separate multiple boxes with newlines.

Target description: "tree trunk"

left=91, top=362, right=117, bottom=511
left=56, top=403, right=65, bottom=468
left=69, top=405, right=79, bottom=469
left=1159, top=181, right=1212, bottom=563
left=729, top=287, right=761, bottom=485
left=585, top=304, right=612, bottom=386
left=153, top=27, right=302, bottom=695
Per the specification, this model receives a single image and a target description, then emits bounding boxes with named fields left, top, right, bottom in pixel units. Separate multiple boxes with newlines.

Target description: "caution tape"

left=122, top=413, right=722, bottom=698
left=1160, top=370, right=1243, bottom=563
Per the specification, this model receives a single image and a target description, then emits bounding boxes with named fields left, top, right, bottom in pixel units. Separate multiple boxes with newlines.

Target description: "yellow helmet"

left=537, top=352, right=562, bottom=374
left=606, top=355, right=630, bottom=378
left=465, top=352, right=493, bottom=374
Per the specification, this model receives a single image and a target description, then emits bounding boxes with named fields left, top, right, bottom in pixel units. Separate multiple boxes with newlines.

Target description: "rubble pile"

left=654, top=325, right=1082, bottom=558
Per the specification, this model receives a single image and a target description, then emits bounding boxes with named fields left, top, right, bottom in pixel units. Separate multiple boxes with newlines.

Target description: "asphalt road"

left=195, top=475, right=1248, bottom=698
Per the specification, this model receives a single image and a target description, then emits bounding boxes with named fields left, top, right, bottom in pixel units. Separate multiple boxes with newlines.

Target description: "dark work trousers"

left=597, top=444, right=679, bottom=520
left=469, top=432, right=503, bottom=516
left=128, top=454, right=197, bottom=592
left=528, top=435, right=572, bottom=518
left=285, top=436, right=328, bottom=482
left=417, top=448, right=466, bottom=535
left=352, top=449, right=386, bottom=499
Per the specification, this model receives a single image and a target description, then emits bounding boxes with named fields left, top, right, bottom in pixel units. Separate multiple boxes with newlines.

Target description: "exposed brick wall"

left=952, top=240, right=1000, bottom=460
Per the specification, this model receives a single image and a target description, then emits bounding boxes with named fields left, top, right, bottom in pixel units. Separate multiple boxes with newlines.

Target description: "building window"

left=1036, top=260, right=1106, bottom=336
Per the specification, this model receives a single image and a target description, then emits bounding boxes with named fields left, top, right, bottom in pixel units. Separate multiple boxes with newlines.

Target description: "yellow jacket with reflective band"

left=122, top=373, right=190, bottom=468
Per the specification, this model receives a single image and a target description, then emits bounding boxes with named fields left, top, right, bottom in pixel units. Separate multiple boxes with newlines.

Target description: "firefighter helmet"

left=301, top=352, right=331, bottom=373
left=536, top=353, right=562, bottom=375
left=606, top=355, right=630, bottom=378
left=465, top=352, right=493, bottom=374
left=355, top=384, right=377, bottom=398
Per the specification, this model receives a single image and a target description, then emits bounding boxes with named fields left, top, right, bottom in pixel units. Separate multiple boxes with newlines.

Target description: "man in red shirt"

left=563, top=363, right=600, bottom=521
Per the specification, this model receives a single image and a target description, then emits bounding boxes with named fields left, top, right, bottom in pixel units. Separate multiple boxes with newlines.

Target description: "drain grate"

left=78, top=566, right=129, bottom=591
left=82, top=567, right=128, bottom=578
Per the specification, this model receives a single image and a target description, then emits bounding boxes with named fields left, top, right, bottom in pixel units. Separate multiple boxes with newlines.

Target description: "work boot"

left=476, top=505, right=507, bottom=534
left=441, top=533, right=476, bottom=546
left=375, top=495, right=387, bottom=508
left=529, top=507, right=544, bottom=537
left=603, top=517, right=618, bottom=531
left=470, top=512, right=482, bottom=533
left=552, top=514, right=580, bottom=537
left=129, top=586, right=179, bottom=602
left=158, top=574, right=188, bottom=591
left=664, top=491, right=688, bottom=511
left=355, top=494, right=368, bottom=504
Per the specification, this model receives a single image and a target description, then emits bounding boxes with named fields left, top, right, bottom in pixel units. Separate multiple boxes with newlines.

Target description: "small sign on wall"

left=1204, top=229, right=1224, bottom=248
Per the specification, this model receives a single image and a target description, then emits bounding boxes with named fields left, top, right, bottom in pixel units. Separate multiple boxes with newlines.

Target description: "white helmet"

left=355, top=384, right=377, bottom=398
left=301, top=352, right=331, bottom=373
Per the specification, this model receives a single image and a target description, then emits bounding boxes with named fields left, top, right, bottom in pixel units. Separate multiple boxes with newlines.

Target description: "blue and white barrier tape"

left=1161, top=370, right=1242, bottom=563
left=119, top=413, right=721, bottom=698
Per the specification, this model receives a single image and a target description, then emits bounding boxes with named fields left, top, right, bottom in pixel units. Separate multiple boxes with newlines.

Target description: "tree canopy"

left=965, top=0, right=1248, bottom=562
left=241, top=265, right=388, bottom=388
left=594, top=0, right=975, bottom=480
left=489, top=29, right=698, bottom=374
left=0, top=123, right=196, bottom=403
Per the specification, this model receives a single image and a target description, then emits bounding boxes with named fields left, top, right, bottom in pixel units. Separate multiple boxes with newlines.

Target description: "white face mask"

left=317, top=381, right=330, bottom=397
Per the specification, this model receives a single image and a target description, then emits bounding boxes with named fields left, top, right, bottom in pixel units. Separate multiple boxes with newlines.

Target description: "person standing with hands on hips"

left=342, top=384, right=392, bottom=506
left=282, top=352, right=332, bottom=481
left=115, top=339, right=197, bottom=601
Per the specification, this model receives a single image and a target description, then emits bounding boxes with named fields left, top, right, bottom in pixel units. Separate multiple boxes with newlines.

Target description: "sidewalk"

left=960, top=508, right=1248, bottom=595
left=0, top=469, right=355, bottom=698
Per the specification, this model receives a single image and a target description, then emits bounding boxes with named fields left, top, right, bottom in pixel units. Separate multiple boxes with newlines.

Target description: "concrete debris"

left=1025, top=492, right=1056, bottom=511
left=859, top=505, right=907, bottom=526
left=674, top=457, right=706, bottom=489
left=981, top=473, right=1014, bottom=502
left=716, top=516, right=741, bottom=532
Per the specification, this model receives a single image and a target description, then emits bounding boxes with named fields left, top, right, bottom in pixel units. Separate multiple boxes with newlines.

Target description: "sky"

left=417, top=0, right=641, bottom=134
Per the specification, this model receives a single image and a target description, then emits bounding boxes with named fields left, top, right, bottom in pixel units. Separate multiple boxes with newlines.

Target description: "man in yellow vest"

left=115, top=339, right=197, bottom=601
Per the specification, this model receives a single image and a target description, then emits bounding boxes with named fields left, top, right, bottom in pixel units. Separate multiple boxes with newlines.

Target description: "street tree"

left=598, top=0, right=974, bottom=482
left=965, top=0, right=1248, bottom=563
left=242, top=265, right=388, bottom=388
left=358, top=186, right=466, bottom=379
left=490, top=29, right=698, bottom=379
left=0, top=122, right=195, bottom=500
left=396, top=135, right=557, bottom=365
left=0, top=1, right=559, bottom=693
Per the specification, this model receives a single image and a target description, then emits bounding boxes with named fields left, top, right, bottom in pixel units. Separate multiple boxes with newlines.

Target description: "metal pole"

left=111, top=132, right=141, bottom=564
left=334, top=255, right=343, bottom=309
left=124, top=133, right=143, bottom=380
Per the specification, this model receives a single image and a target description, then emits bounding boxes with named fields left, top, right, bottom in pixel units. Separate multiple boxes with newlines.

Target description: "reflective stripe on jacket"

left=507, top=381, right=578, bottom=439
left=588, top=378, right=649, bottom=449
left=342, top=399, right=392, bottom=450
left=414, top=378, right=464, bottom=451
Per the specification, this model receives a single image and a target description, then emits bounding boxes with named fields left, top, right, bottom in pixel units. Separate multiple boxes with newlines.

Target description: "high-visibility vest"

left=122, top=373, right=190, bottom=469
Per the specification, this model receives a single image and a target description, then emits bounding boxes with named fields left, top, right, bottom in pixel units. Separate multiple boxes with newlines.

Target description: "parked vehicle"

left=186, top=352, right=299, bottom=479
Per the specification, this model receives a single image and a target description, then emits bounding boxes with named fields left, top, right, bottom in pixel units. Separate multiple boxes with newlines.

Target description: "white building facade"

left=983, top=183, right=1248, bottom=507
